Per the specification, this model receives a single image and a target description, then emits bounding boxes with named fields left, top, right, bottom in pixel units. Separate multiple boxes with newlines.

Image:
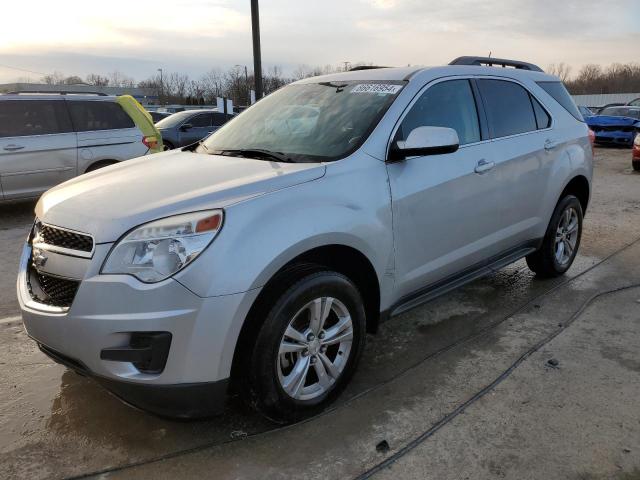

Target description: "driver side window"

left=398, top=79, right=481, bottom=145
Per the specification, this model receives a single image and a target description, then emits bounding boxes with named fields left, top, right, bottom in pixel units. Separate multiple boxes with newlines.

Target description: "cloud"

left=0, top=0, right=638, bottom=83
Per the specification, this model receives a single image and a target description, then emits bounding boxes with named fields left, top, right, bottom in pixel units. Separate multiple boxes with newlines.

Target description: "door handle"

left=544, top=139, right=559, bottom=151
left=3, top=144, right=25, bottom=151
left=474, top=159, right=495, bottom=174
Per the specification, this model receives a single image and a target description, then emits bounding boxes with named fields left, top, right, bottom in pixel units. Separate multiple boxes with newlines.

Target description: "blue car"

left=586, top=106, right=640, bottom=147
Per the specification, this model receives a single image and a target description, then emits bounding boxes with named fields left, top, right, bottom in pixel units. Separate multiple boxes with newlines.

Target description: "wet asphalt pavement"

left=0, top=148, right=639, bottom=479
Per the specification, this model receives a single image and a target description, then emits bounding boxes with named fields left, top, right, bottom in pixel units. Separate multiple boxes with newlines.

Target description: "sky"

left=0, top=0, right=638, bottom=84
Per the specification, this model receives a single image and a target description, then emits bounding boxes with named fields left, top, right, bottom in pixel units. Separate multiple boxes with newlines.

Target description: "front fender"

left=174, top=155, right=394, bottom=303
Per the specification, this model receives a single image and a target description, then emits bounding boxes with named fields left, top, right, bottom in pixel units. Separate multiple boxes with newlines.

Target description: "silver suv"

left=18, top=57, right=592, bottom=421
left=0, top=93, right=161, bottom=200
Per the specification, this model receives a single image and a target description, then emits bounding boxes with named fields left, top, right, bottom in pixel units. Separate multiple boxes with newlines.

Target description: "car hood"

left=36, top=150, right=326, bottom=243
left=586, top=115, right=640, bottom=127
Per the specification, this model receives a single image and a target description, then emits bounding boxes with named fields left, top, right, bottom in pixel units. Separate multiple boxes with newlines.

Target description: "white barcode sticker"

left=351, top=83, right=402, bottom=94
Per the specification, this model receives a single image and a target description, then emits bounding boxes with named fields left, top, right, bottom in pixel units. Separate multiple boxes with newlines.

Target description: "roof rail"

left=449, top=56, right=544, bottom=72
left=4, top=90, right=109, bottom=96
left=349, top=65, right=389, bottom=71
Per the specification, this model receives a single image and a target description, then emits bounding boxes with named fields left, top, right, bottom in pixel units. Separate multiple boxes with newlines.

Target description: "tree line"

left=36, top=61, right=640, bottom=105
left=37, top=63, right=369, bottom=106
left=548, top=62, right=640, bottom=94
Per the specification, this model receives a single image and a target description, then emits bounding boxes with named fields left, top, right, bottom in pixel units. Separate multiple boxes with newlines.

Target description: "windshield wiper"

left=217, top=148, right=294, bottom=163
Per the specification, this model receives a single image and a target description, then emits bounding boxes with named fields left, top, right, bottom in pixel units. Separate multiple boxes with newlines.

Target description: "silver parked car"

left=18, top=57, right=592, bottom=421
left=0, top=93, right=161, bottom=200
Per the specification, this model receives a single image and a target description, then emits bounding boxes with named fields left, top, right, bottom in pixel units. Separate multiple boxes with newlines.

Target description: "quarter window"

left=477, top=79, right=537, bottom=138
left=531, top=96, right=551, bottom=129
left=398, top=79, right=481, bottom=145
left=68, top=101, right=135, bottom=131
left=0, top=100, right=72, bottom=138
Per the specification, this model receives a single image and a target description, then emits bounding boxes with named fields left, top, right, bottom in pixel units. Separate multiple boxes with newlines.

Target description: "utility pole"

left=251, top=0, right=263, bottom=100
left=157, top=68, right=163, bottom=105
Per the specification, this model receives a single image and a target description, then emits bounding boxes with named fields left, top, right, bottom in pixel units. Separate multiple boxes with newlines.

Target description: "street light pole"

left=157, top=68, right=163, bottom=105
left=250, top=0, right=263, bottom=100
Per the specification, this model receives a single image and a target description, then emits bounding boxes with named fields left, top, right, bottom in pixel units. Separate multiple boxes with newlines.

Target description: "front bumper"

left=592, top=130, right=635, bottom=146
left=17, top=242, right=260, bottom=418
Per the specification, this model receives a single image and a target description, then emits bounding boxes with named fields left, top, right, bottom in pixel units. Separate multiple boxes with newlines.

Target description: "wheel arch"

left=229, top=244, right=381, bottom=389
left=85, top=159, right=118, bottom=173
left=560, top=175, right=590, bottom=215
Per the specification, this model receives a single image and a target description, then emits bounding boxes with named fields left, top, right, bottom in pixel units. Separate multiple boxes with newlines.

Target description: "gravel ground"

left=0, top=147, right=638, bottom=479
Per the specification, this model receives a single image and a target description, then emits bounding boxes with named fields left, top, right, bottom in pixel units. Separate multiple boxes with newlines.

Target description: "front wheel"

left=526, top=195, right=583, bottom=277
left=247, top=270, right=366, bottom=423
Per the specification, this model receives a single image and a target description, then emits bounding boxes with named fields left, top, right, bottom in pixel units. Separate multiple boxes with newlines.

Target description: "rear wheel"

left=633, top=160, right=640, bottom=172
left=246, top=270, right=366, bottom=423
left=526, top=195, right=583, bottom=277
left=163, top=141, right=174, bottom=151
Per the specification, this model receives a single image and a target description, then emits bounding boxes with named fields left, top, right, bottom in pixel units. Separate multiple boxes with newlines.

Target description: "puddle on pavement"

left=0, top=258, right=593, bottom=479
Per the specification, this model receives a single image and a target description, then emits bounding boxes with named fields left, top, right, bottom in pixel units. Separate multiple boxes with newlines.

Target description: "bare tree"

left=547, top=63, right=572, bottom=82
left=41, top=71, right=66, bottom=85
left=86, top=73, right=110, bottom=86
left=109, top=71, right=135, bottom=88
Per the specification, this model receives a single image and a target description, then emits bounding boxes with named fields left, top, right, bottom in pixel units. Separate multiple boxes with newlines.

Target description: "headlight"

left=102, top=210, right=223, bottom=283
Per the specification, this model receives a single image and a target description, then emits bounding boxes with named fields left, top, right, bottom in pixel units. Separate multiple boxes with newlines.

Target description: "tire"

left=633, top=160, right=640, bottom=172
left=246, top=270, right=366, bottom=423
left=86, top=160, right=117, bottom=173
left=163, top=141, right=174, bottom=151
left=526, top=195, right=583, bottom=277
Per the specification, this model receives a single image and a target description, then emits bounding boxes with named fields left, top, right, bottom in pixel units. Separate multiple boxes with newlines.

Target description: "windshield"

left=601, top=107, right=640, bottom=119
left=198, top=81, right=405, bottom=162
left=155, top=110, right=194, bottom=128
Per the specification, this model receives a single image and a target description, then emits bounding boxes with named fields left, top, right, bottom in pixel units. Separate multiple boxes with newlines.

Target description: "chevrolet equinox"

left=18, top=57, right=592, bottom=422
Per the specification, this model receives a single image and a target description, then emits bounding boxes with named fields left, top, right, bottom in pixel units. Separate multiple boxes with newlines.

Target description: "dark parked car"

left=585, top=106, right=640, bottom=147
left=155, top=109, right=232, bottom=150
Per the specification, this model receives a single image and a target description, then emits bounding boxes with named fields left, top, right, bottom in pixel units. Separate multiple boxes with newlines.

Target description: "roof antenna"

left=488, top=51, right=492, bottom=58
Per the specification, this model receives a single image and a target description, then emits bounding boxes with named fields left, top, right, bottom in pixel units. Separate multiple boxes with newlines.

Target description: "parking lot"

left=1, top=147, right=639, bottom=479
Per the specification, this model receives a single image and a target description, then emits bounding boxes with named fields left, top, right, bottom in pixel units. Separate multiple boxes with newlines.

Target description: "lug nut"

left=310, top=356, right=317, bottom=364
left=318, top=331, right=325, bottom=340
left=307, top=333, right=315, bottom=342
left=302, top=350, right=309, bottom=356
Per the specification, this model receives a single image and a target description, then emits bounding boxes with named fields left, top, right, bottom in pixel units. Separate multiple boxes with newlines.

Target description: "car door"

left=387, top=78, right=505, bottom=300
left=179, top=113, right=214, bottom=146
left=475, top=78, right=554, bottom=248
left=67, top=100, right=145, bottom=172
left=0, top=99, right=77, bottom=199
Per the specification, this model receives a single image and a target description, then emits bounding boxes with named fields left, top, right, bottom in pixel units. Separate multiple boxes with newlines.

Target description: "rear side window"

left=398, top=79, right=481, bottom=145
left=0, top=100, right=72, bottom=138
left=536, top=81, right=583, bottom=122
left=189, top=113, right=213, bottom=127
left=531, top=96, right=551, bottom=129
left=212, top=112, right=228, bottom=126
left=477, top=79, right=537, bottom=138
left=68, top=101, right=135, bottom=131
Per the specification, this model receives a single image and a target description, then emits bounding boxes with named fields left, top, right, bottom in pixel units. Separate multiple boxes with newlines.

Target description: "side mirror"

left=180, top=123, right=193, bottom=132
left=389, top=126, right=459, bottom=161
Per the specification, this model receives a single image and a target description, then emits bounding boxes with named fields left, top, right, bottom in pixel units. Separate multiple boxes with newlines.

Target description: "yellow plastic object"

left=116, top=95, right=164, bottom=153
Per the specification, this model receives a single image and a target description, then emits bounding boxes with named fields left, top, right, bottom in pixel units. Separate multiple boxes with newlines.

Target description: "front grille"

left=36, top=223, right=93, bottom=253
left=28, top=269, right=80, bottom=308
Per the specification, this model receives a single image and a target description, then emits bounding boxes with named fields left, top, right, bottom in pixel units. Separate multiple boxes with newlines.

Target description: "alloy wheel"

left=554, top=206, right=579, bottom=265
left=277, top=297, right=353, bottom=401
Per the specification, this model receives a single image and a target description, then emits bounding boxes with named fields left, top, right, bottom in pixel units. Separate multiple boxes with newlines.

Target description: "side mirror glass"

left=180, top=123, right=193, bottom=132
left=389, top=126, right=459, bottom=161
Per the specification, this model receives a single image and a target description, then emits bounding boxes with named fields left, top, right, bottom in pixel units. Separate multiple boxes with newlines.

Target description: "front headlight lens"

left=102, top=210, right=223, bottom=283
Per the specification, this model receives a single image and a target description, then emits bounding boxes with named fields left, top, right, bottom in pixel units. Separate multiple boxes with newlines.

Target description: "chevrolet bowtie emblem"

left=32, top=250, right=48, bottom=268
